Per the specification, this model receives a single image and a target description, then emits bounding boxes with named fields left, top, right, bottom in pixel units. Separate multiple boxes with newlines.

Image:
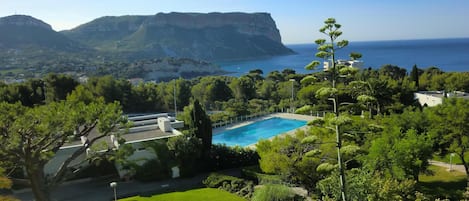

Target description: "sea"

left=217, top=38, right=469, bottom=76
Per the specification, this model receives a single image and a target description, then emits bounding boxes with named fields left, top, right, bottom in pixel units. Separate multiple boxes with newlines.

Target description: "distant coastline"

left=218, top=38, right=469, bottom=76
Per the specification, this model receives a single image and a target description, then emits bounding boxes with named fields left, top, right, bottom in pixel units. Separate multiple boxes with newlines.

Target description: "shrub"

left=208, top=144, right=259, bottom=171
left=133, top=159, right=171, bottom=181
left=295, top=105, right=314, bottom=115
left=203, top=173, right=254, bottom=199
left=251, top=184, right=296, bottom=201
left=241, top=166, right=283, bottom=185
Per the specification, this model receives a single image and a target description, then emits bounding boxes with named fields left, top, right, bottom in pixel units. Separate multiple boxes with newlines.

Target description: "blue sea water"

left=217, top=38, right=469, bottom=76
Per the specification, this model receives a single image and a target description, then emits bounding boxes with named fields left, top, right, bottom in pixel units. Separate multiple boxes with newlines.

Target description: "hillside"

left=63, top=12, right=294, bottom=61
left=0, top=15, right=87, bottom=51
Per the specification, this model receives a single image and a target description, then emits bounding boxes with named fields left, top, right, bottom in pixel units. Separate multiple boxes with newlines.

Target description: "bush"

left=241, top=166, right=283, bottom=185
left=295, top=105, right=314, bottom=115
left=251, top=184, right=297, bottom=201
left=208, top=144, right=259, bottom=171
left=203, top=173, right=254, bottom=199
left=134, top=159, right=171, bottom=181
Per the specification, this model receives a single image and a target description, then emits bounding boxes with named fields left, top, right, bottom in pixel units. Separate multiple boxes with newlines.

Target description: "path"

left=13, top=168, right=242, bottom=201
left=429, top=160, right=467, bottom=174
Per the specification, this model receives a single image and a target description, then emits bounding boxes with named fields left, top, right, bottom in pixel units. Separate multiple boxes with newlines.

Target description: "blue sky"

left=1, top=0, right=468, bottom=44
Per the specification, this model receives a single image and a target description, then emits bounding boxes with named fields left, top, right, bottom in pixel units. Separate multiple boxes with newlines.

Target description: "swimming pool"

left=212, top=117, right=307, bottom=147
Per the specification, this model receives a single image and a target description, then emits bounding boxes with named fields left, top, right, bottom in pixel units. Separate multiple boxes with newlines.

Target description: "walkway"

left=429, top=160, right=467, bottom=173
left=13, top=169, right=242, bottom=201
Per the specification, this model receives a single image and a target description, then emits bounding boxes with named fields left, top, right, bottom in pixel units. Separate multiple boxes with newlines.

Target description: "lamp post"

left=289, top=79, right=295, bottom=113
left=173, top=79, right=177, bottom=117
left=449, top=153, right=455, bottom=172
left=110, top=182, right=117, bottom=201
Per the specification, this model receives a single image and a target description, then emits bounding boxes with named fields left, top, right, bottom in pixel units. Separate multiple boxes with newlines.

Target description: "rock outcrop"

left=64, top=12, right=293, bottom=61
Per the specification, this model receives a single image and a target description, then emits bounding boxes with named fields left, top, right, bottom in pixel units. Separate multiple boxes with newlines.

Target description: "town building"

left=44, top=113, right=184, bottom=179
left=323, top=59, right=364, bottom=71
left=414, top=91, right=469, bottom=107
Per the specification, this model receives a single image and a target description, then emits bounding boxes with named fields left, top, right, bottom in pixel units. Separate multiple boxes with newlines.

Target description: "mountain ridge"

left=62, top=12, right=294, bottom=61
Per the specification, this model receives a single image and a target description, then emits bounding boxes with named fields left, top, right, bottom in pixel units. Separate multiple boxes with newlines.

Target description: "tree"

left=164, top=78, right=192, bottom=113
left=366, top=128, right=433, bottom=181
left=256, top=130, right=326, bottom=187
left=304, top=17, right=358, bottom=201
left=44, top=73, right=79, bottom=103
left=229, top=76, right=256, bottom=101
left=0, top=167, right=19, bottom=201
left=379, top=64, right=407, bottom=80
left=181, top=100, right=212, bottom=159
left=0, top=100, right=126, bottom=201
left=410, top=64, right=420, bottom=89
left=167, top=135, right=202, bottom=177
left=349, top=78, right=392, bottom=118
left=428, top=98, right=469, bottom=183
left=317, top=169, right=417, bottom=201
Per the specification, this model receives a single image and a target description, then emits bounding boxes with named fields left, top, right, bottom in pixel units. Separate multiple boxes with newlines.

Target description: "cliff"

left=64, top=12, right=293, bottom=61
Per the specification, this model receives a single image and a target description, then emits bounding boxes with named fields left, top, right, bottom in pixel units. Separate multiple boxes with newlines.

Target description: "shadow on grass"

left=417, top=178, right=466, bottom=200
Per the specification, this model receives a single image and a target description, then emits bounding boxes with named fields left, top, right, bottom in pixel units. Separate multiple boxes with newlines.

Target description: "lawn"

left=418, top=165, right=467, bottom=200
left=119, top=188, right=247, bottom=201
left=433, top=152, right=469, bottom=165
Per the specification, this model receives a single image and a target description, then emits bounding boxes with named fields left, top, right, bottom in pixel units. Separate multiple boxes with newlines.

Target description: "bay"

left=217, top=38, right=469, bottom=76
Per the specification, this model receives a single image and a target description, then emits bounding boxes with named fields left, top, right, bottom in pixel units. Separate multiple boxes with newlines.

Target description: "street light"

left=173, top=79, right=177, bottom=117
left=449, top=153, right=455, bottom=172
left=289, top=79, right=295, bottom=113
left=110, top=182, right=117, bottom=201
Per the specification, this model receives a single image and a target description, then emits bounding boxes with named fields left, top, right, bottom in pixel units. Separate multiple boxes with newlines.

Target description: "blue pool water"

left=212, top=117, right=307, bottom=147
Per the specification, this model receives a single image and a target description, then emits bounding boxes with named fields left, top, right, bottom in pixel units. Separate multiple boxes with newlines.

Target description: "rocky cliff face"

left=145, top=12, right=282, bottom=43
left=64, top=12, right=293, bottom=61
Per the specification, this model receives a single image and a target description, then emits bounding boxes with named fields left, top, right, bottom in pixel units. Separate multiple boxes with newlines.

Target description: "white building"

left=414, top=91, right=469, bottom=107
left=323, top=59, right=364, bottom=72
left=44, top=113, right=184, bottom=179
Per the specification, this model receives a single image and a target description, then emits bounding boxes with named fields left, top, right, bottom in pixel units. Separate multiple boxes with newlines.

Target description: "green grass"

left=418, top=165, right=466, bottom=200
left=119, top=188, right=247, bottom=201
left=433, top=152, right=469, bottom=165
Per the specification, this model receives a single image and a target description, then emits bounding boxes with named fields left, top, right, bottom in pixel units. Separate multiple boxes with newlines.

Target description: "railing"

left=211, top=111, right=273, bottom=128
left=211, top=109, right=330, bottom=128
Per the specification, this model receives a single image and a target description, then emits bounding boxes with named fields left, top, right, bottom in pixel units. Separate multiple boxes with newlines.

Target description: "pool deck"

left=213, top=113, right=320, bottom=149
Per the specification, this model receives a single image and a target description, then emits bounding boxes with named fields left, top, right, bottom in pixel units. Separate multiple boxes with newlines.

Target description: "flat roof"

left=416, top=91, right=469, bottom=99
left=62, top=127, right=177, bottom=149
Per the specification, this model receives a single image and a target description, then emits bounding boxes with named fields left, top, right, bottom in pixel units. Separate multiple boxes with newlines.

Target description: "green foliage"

left=317, top=169, right=417, bottom=201
left=44, top=73, right=79, bottom=103
left=315, top=87, right=338, bottom=99
left=209, top=144, right=259, bottom=170
left=418, top=165, right=466, bottom=200
left=130, top=141, right=174, bottom=181
left=133, top=159, right=170, bottom=181
left=366, top=127, right=433, bottom=180
left=256, top=129, right=333, bottom=187
left=203, top=173, right=254, bottom=199
left=427, top=98, right=469, bottom=175
left=181, top=100, right=212, bottom=158
left=0, top=99, right=126, bottom=201
left=251, top=184, right=296, bottom=201
left=167, top=135, right=202, bottom=177
left=230, top=76, right=256, bottom=101
left=379, top=64, right=407, bottom=80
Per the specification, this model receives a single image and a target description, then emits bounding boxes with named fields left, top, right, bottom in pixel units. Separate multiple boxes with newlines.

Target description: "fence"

left=211, top=111, right=272, bottom=128
left=211, top=109, right=330, bottom=128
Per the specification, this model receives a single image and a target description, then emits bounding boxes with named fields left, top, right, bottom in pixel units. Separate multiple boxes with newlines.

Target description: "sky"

left=1, top=0, right=468, bottom=44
